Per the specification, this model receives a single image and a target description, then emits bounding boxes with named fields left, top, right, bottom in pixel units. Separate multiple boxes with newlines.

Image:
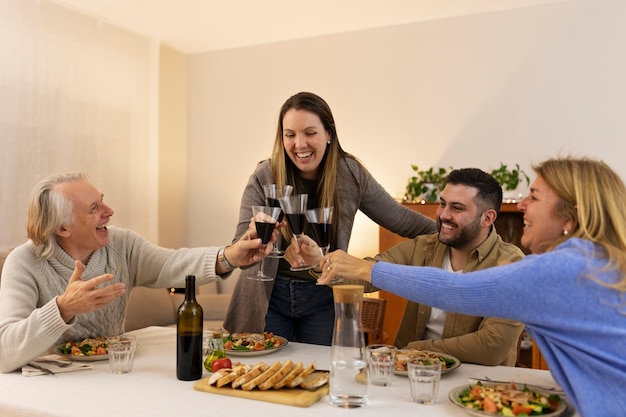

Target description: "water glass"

left=365, top=344, right=397, bottom=386
left=407, top=358, right=441, bottom=404
left=107, top=335, right=137, bottom=374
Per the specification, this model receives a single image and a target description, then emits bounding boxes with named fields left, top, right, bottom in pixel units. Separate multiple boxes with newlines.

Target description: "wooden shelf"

left=378, top=202, right=543, bottom=368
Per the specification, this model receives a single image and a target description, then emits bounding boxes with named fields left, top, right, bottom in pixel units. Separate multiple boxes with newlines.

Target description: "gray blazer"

left=223, top=157, right=437, bottom=333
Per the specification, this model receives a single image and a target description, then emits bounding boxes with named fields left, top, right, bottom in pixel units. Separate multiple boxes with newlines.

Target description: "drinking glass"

left=247, top=205, right=282, bottom=281
left=263, top=184, right=293, bottom=258
left=305, top=207, right=342, bottom=284
left=107, top=335, right=137, bottom=374
left=365, top=344, right=397, bottom=386
left=407, top=359, right=441, bottom=404
left=278, top=194, right=315, bottom=271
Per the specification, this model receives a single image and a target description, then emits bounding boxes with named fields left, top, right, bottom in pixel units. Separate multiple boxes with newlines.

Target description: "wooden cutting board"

left=193, top=377, right=329, bottom=407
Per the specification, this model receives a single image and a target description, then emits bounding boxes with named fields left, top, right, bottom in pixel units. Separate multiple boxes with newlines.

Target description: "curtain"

left=0, top=0, right=159, bottom=251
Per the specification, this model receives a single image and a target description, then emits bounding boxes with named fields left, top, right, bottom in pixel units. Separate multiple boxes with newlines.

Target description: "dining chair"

left=361, top=297, right=388, bottom=345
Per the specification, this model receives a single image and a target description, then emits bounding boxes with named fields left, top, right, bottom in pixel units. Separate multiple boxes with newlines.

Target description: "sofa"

left=0, top=249, right=234, bottom=332
left=123, top=279, right=234, bottom=331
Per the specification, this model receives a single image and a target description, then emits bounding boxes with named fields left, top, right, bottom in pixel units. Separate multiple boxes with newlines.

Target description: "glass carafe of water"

left=329, top=285, right=368, bottom=408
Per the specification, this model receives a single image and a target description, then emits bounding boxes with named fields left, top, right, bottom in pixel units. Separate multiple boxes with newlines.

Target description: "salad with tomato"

left=223, top=332, right=283, bottom=352
left=455, top=382, right=563, bottom=416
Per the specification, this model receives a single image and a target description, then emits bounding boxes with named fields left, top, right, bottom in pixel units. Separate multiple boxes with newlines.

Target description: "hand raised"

left=56, top=260, right=126, bottom=323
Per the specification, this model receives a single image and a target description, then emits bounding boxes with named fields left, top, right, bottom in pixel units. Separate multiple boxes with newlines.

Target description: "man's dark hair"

left=445, top=168, right=503, bottom=214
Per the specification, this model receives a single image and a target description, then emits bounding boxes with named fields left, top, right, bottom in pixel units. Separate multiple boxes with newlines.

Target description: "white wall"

left=187, top=0, right=626, bottom=258
left=158, top=46, right=189, bottom=249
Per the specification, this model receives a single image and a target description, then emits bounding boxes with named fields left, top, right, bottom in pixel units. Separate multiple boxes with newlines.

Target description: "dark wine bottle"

left=176, top=275, right=204, bottom=381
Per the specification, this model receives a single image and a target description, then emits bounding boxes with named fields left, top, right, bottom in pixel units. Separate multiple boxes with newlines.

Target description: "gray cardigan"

left=223, top=157, right=437, bottom=333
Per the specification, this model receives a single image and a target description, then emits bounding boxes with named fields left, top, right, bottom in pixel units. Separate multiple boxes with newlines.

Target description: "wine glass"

left=305, top=207, right=342, bottom=284
left=263, top=184, right=293, bottom=258
left=278, top=194, right=315, bottom=271
left=247, top=205, right=282, bottom=281
left=305, top=207, right=333, bottom=259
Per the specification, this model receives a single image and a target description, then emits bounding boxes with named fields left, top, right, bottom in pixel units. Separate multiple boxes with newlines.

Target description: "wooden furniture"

left=378, top=202, right=545, bottom=368
left=532, top=343, right=550, bottom=370
left=361, top=297, right=388, bottom=345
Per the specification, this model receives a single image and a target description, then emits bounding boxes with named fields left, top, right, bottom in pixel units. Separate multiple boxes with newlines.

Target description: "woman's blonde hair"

left=27, top=172, right=88, bottom=259
left=270, top=92, right=361, bottom=246
left=535, top=157, right=626, bottom=296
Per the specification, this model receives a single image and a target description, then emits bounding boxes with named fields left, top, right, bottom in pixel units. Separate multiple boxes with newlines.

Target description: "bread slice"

left=299, top=371, right=329, bottom=390
left=272, top=361, right=303, bottom=389
left=216, top=364, right=250, bottom=388
left=208, top=368, right=231, bottom=386
left=231, top=362, right=268, bottom=389
left=242, top=361, right=283, bottom=391
left=258, top=360, right=294, bottom=391
left=286, top=362, right=316, bottom=388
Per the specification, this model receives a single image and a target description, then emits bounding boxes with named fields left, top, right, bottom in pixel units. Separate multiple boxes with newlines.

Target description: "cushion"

left=124, top=287, right=177, bottom=331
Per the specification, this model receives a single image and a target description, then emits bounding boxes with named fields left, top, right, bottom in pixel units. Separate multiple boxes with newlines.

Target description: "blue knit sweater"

left=372, top=238, right=626, bottom=417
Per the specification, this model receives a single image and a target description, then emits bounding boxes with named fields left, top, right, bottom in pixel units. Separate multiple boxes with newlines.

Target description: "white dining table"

left=0, top=326, right=579, bottom=417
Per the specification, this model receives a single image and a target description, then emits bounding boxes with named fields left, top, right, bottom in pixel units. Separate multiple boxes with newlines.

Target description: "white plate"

left=225, top=336, right=288, bottom=357
left=53, top=344, right=109, bottom=362
left=394, top=349, right=461, bottom=376
left=448, top=383, right=567, bottom=417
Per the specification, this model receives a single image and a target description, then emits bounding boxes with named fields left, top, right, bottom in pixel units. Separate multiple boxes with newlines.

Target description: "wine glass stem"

left=258, top=246, right=266, bottom=274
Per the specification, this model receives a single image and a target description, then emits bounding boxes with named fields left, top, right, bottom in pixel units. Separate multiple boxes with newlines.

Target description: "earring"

left=327, top=140, right=331, bottom=144
left=563, top=229, right=569, bottom=236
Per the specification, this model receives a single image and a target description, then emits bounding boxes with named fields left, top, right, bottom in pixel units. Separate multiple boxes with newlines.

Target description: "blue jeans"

left=264, top=275, right=335, bottom=346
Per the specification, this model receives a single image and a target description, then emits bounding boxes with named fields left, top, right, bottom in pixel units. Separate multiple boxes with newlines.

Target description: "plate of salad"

left=394, top=349, right=461, bottom=376
left=223, top=332, right=288, bottom=356
left=53, top=337, right=109, bottom=361
left=449, top=381, right=566, bottom=416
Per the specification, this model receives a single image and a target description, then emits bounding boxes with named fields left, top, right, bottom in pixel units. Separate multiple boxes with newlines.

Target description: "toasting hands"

left=317, top=250, right=376, bottom=285
left=224, top=217, right=285, bottom=269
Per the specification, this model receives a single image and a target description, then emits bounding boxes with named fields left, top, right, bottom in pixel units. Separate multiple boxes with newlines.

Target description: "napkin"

left=22, top=354, right=93, bottom=376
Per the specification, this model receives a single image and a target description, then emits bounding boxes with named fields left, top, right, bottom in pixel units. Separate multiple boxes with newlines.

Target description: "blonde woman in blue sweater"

left=318, top=157, right=626, bottom=417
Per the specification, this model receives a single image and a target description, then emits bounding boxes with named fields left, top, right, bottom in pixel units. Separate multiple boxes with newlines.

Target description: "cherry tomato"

left=512, top=405, right=534, bottom=415
left=211, top=358, right=232, bottom=372
left=483, top=397, right=498, bottom=413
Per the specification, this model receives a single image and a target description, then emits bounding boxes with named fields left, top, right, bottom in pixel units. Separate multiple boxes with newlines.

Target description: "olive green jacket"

left=375, top=227, right=525, bottom=366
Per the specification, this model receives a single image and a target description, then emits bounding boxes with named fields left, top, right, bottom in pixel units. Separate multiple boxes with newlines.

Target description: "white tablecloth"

left=0, top=326, right=578, bottom=417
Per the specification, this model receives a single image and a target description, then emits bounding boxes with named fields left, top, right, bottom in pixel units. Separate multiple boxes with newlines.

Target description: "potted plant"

left=490, top=163, right=530, bottom=202
left=490, top=162, right=530, bottom=191
left=404, top=165, right=450, bottom=203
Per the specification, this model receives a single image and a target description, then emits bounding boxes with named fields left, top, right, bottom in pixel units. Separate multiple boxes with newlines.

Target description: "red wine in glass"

left=248, top=205, right=281, bottom=281
left=263, top=184, right=293, bottom=258
left=255, top=221, right=275, bottom=244
left=285, top=213, right=306, bottom=235
left=278, top=194, right=315, bottom=271
left=309, top=222, right=331, bottom=248
left=305, top=207, right=341, bottom=284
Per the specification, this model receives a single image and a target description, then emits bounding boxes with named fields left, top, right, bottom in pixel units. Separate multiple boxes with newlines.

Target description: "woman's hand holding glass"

left=318, top=250, right=376, bottom=286
left=278, top=194, right=315, bottom=271
left=283, top=234, right=324, bottom=268
left=263, top=184, right=293, bottom=258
